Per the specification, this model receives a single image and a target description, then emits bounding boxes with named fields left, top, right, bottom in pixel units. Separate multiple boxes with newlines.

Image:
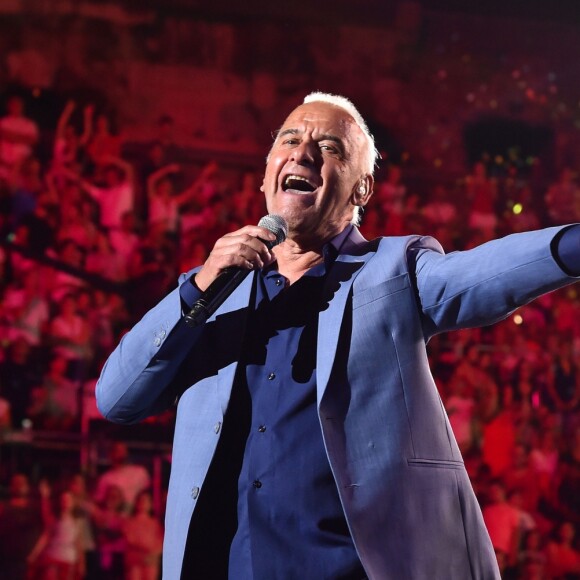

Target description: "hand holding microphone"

left=185, top=215, right=288, bottom=327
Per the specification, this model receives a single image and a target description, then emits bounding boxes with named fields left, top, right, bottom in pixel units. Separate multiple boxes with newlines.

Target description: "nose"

left=289, top=139, right=317, bottom=166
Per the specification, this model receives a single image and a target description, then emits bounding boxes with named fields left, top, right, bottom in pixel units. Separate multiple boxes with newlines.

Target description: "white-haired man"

left=96, top=93, right=580, bottom=579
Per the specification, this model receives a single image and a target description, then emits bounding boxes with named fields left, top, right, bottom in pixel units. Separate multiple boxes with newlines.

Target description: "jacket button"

left=214, top=422, right=222, bottom=434
left=191, top=486, right=200, bottom=500
left=267, top=373, right=276, bottom=380
left=252, top=480, right=262, bottom=489
left=258, top=425, right=266, bottom=433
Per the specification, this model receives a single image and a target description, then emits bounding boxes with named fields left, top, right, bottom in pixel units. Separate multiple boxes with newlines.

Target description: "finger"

left=214, top=233, right=274, bottom=263
left=209, top=239, right=270, bottom=270
left=223, top=225, right=277, bottom=244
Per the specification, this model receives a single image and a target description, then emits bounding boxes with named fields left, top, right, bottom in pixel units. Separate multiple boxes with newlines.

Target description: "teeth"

left=284, top=175, right=310, bottom=187
left=282, top=175, right=317, bottom=193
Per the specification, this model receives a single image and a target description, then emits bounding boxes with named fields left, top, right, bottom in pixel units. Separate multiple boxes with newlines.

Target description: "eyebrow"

left=276, top=128, right=346, bottom=154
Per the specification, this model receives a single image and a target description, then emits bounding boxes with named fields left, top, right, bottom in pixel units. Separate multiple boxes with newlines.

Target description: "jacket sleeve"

left=95, top=272, right=204, bottom=424
left=409, top=225, right=580, bottom=337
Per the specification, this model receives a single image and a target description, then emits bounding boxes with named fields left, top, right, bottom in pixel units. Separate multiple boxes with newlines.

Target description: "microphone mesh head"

left=258, top=214, right=288, bottom=247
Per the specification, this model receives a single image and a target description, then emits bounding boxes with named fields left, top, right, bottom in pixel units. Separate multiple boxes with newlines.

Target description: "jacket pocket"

left=352, top=273, right=410, bottom=310
left=407, top=458, right=464, bottom=470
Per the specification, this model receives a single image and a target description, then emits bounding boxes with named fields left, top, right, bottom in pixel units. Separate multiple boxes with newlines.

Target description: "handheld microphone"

left=184, top=214, right=288, bottom=327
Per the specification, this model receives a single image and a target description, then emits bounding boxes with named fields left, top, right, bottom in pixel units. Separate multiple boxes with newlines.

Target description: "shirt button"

left=159, top=330, right=166, bottom=338
left=191, top=486, right=200, bottom=500
left=258, top=425, right=266, bottom=433
left=214, top=422, right=222, bottom=434
left=252, top=480, right=262, bottom=489
left=268, top=372, right=276, bottom=380
left=153, top=337, right=161, bottom=347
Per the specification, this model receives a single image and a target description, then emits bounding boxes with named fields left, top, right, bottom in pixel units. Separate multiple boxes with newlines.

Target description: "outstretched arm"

left=411, top=225, right=580, bottom=337
left=55, top=100, right=76, bottom=140
left=79, top=104, right=94, bottom=147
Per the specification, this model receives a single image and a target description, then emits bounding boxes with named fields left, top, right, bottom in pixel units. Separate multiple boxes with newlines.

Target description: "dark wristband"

left=552, top=225, right=580, bottom=276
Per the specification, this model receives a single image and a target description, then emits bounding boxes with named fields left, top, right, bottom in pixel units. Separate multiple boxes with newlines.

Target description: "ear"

left=259, top=180, right=265, bottom=193
left=352, top=175, right=374, bottom=207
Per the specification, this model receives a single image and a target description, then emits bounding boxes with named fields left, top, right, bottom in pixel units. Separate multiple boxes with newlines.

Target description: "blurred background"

left=0, top=1, right=580, bottom=578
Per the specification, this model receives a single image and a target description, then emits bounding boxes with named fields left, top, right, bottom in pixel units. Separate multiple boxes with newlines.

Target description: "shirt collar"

left=323, top=224, right=354, bottom=265
left=264, top=224, right=354, bottom=278
left=328, top=224, right=354, bottom=255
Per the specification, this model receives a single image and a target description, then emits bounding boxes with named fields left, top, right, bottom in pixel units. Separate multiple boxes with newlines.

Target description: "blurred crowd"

left=0, top=91, right=579, bottom=579
left=0, top=442, right=160, bottom=580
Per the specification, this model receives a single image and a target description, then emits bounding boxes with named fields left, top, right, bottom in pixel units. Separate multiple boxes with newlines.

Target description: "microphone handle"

left=184, top=267, right=251, bottom=327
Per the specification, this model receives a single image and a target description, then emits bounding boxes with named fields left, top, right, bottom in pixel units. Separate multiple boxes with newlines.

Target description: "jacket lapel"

left=316, top=228, right=377, bottom=403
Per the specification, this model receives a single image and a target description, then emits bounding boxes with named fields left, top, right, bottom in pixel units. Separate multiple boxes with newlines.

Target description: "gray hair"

left=303, top=92, right=378, bottom=176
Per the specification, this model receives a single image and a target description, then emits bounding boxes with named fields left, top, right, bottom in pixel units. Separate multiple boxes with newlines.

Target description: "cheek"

left=264, top=155, right=286, bottom=184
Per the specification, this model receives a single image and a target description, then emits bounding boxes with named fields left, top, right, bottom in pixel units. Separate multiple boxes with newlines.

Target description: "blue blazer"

left=96, top=225, right=577, bottom=579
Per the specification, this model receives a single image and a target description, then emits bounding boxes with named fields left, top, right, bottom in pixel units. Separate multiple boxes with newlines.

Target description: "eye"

left=282, top=138, right=300, bottom=146
left=319, top=143, right=342, bottom=156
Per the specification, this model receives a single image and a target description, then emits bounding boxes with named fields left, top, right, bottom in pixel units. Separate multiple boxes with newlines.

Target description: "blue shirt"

left=228, top=239, right=364, bottom=579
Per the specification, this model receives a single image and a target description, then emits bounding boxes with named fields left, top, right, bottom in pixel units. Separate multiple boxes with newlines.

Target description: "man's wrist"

left=180, top=273, right=204, bottom=310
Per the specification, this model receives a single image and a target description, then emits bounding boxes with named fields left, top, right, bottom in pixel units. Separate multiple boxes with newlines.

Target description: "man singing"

left=96, top=93, right=580, bottom=579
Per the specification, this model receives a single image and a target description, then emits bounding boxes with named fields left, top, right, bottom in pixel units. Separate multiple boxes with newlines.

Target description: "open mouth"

left=282, top=175, right=317, bottom=194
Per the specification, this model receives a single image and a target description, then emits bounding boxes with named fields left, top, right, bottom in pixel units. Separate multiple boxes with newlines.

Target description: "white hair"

left=303, top=92, right=379, bottom=176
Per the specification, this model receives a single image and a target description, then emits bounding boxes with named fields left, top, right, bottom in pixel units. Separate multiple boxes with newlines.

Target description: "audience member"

left=465, top=161, right=498, bottom=239
left=27, top=483, right=85, bottom=580
left=85, top=111, right=123, bottom=171
left=551, top=426, right=580, bottom=525
left=375, top=164, right=407, bottom=235
left=0, top=268, right=49, bottom=346
left=545, top=337, right=580, bottom=436
left=545, top=522, right=580, bottom=579
left=529, top=429, right=560, bottom=496
left=0, top=473, right=45, bottom=580
left=46, top=292, right=92, bottom=374
left=147, top=162, right=217, bottom=236
left=0, top=338, right=40, bottom=428
left=445, top=375, right=477, bottom=453
left=94, top=442, right=151, bottom=512
left=91, top=484, right=127, bottom=580
left=59, top=156, right=135, bottom=232
left=51, top=101, right=92, bottom=173
left=27, top=353, right=78, bottom=430
left=0, top=95, right=39, bottom=181
left=482, top=386, right=518, bottom=477
left=422, top=183, right=458, bottom=231
left=544, top=168, right=580, bottom=225
left=122, top=491, right=163, bottom=580
left=67, top=474, right=98, bottom=579
left=483, top=480, right=522, bottom=574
